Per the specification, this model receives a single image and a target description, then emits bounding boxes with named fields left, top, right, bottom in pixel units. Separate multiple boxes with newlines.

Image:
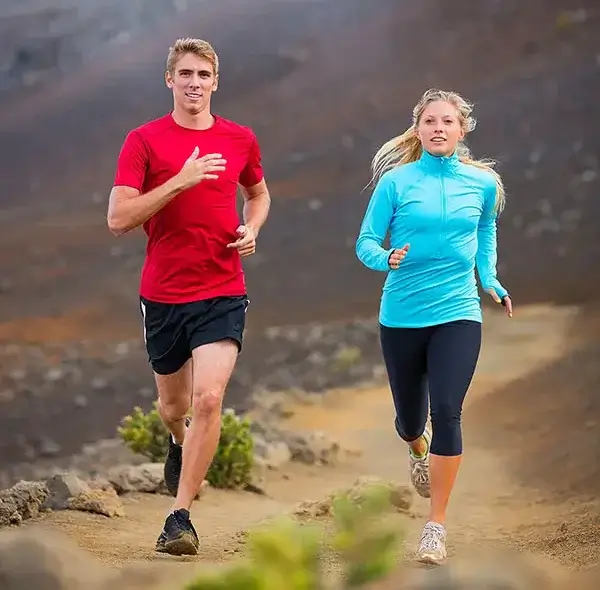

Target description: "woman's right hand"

left=388, top=244, right=410, bottom=269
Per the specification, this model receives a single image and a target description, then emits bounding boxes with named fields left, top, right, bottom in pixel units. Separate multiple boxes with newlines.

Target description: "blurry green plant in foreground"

left=185, top=482, right=404, bottom=590
left=118, top=403, right=254, bottom=490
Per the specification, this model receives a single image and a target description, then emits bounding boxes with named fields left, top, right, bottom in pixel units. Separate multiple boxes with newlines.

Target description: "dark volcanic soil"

left=0, top=0, right=598, bottom=468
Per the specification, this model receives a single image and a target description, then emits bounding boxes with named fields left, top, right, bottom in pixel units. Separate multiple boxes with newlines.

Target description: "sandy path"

left=15, top=304, right=599, bottom=585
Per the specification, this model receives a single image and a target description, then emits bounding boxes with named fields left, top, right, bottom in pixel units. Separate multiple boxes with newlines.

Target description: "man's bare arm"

left=240, top=179, right=271, bottom=236
left=107, top=178, right=185, bottom=236
left=107, top=148, right=227, bottom=236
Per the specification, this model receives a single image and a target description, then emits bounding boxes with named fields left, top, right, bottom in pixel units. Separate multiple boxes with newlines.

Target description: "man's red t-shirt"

left=113, top=113, right=264, bottom=304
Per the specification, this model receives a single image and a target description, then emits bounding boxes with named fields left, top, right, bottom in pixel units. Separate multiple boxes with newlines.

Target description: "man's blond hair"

left=166, top=38, right=219, bottom=75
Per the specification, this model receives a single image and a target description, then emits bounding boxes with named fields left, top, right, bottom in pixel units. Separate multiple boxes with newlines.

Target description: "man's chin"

left=186, top=105, right=203, bottom=115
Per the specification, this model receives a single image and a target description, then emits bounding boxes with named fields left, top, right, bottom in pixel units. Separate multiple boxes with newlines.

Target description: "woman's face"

left=416, top=100, right=465, bottom=157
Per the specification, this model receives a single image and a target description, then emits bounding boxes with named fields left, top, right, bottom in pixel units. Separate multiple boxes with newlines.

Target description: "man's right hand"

left=176, top=147, right=227, bottom=190
left=388, top=244, right=410, bottom=270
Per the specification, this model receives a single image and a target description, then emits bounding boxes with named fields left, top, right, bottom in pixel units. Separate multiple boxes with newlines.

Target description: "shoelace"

left=419, top=523, right=446, bottom=552
left=412, top=460, right=429, bottom=486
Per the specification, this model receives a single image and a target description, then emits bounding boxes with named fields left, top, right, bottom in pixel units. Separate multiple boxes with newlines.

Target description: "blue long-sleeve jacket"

left=356, top=149, right=508, bottom=328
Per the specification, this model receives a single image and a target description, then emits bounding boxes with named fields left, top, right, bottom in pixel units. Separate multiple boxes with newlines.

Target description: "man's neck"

left=171, top=107, right=215, bottom=131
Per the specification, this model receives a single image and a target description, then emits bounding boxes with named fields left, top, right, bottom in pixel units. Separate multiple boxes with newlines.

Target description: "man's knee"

left=158, top=397, right=190, bottom=424
left=192, top=389, right=224, bottom=418
left=430, top=403, right=463, bottom=456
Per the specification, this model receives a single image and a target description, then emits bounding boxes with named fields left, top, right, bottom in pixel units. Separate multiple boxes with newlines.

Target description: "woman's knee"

left=430, top=404, right=463, bottom=455
left=394, top=415, right=426, bottom=443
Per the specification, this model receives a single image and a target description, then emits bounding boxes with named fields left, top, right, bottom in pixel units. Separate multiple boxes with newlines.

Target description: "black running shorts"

left=139, top=294, right=249, bottom=375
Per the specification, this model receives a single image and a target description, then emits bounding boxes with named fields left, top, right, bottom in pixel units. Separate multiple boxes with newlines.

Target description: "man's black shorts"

left=139, top=294, right=249, bottom=375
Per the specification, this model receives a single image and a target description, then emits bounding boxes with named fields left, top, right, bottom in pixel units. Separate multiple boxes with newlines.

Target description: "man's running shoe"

left=155, top=508, right=199, bottom=556
left=164, top=418, right=190, bottom=497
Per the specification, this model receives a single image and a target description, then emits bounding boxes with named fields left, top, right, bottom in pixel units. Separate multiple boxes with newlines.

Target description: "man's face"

left=165, top=52, right=218, bottom=115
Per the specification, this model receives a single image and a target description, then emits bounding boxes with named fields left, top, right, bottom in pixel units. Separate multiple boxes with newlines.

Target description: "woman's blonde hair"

left=369, top=88, right=505, bottom=213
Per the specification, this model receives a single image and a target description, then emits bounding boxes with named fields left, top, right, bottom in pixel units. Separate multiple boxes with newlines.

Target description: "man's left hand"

left=227, top=225, right=256, bottom=257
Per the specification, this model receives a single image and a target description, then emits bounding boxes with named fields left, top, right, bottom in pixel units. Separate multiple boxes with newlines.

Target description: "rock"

left=38, top=438, right=60, bottom=458
left=251, top=418, right=347, bottom=466
left=247, top=457, right=268, bottom=495
left=73, top=394, right=88, bottom=408
left=294, top=476, right=412, bottom=519
left=106, top=463, right=167, bottom=495
left=294, top=497, right=333, bottom=518
left=87, top=476, right=115, bottom=493
left=105, top=463, right=208, bottom=500
left=285, top=430, right=341, bottom=465
left=43, top=473, right=90, bottom=510
left=350, top=476, right=413, bottom=513
left=0, top=481, right=49, bottom=527
left=68, top=488, right=125, bottom=518
left=252, top=435, right=292, bottom=470
left=251, top=391, right=296, bottom=419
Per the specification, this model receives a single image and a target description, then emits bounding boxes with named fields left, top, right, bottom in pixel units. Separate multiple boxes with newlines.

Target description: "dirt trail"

left=13, top=304, right=600, bottom=585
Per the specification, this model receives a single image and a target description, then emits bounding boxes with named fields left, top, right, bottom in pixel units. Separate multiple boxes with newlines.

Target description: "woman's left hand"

left=486, top=288, right=513, bottom=318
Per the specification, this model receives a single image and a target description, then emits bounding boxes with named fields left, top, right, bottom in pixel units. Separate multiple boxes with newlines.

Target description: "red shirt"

left=113, top=113, right=264, bottom=304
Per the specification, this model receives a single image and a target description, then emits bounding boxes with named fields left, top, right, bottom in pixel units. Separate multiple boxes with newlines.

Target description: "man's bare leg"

left=156, top=339, right=238, bottom=556
left=153, top=359, right=193, bottom=499
left=155, top=359, right=193, bottom=444
left=174, top=339, right=238, bottom=511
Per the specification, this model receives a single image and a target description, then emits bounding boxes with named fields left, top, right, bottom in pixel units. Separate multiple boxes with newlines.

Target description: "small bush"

left=329, top=483, right=401, bottom=587
left=118, top=402, right=170, bottom=462
left=206, top=408, right=255, bottom=490
left=118, top=404, right=254, bottom=490
left=185, top=483, right=403, bottom=590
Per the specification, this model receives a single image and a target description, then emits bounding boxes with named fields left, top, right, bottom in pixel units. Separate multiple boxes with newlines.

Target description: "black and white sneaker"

left=155, top=508, right=199, bottom=556
left=164, top=418, right=190, bottom=497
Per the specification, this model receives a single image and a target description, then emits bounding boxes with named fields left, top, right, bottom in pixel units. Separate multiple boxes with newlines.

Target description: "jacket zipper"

left=437, top=159, right=447, bottom=258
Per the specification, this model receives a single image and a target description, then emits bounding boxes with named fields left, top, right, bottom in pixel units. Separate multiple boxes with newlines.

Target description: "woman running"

left=355, top=88, right=512, bottom=565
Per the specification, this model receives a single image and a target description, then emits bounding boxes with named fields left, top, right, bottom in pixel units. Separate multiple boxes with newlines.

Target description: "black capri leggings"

left=379, top=320, right=482, bottom=457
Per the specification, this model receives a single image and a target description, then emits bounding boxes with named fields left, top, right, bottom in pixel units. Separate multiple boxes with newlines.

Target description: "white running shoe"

left=409, top=426, right=432, bottom=498
left=416, top=521, right=447, bottom=565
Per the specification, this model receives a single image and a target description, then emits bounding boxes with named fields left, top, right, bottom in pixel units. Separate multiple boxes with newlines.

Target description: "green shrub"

left=185, top=483, right=403, bottom=590
left=118, top=404, right=254, bottom=490
left=329, top=483, right=401, bottom=587
left=206, top=408, right=255, bottom=490
left=117, top=402, right=170, bottom=462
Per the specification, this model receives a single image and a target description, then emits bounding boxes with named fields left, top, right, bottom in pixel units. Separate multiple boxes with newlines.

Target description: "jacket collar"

left=418, top=148, right=460, bottom=172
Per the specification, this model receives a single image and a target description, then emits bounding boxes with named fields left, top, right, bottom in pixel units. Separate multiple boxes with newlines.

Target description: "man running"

left=107, top=37, right=271, bottom=556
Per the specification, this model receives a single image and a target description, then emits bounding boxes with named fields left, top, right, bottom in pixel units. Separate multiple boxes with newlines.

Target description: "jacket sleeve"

left=476, top=179, right=508, bottom=298
left=355, top=173, right=396, bottom=272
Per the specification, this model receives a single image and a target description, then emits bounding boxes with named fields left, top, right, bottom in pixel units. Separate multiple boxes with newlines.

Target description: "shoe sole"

left=416, top=553, right=446, bottom=566
left=413, top=484, right=431, bottom=499
left=156, top=533, right=199, bottom=556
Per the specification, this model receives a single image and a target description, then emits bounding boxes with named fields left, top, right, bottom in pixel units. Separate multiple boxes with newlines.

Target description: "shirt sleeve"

left=476, top=178, right=508, bottom=298
left=355, top=173, right=396, bottom=272
left=239, top=132, right=265, bottom=188
left=113, top=130, right=148, bottom=191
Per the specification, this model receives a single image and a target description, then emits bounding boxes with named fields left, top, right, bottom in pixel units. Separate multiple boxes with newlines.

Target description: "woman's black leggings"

left=379, top=320, right=482, bottom=457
